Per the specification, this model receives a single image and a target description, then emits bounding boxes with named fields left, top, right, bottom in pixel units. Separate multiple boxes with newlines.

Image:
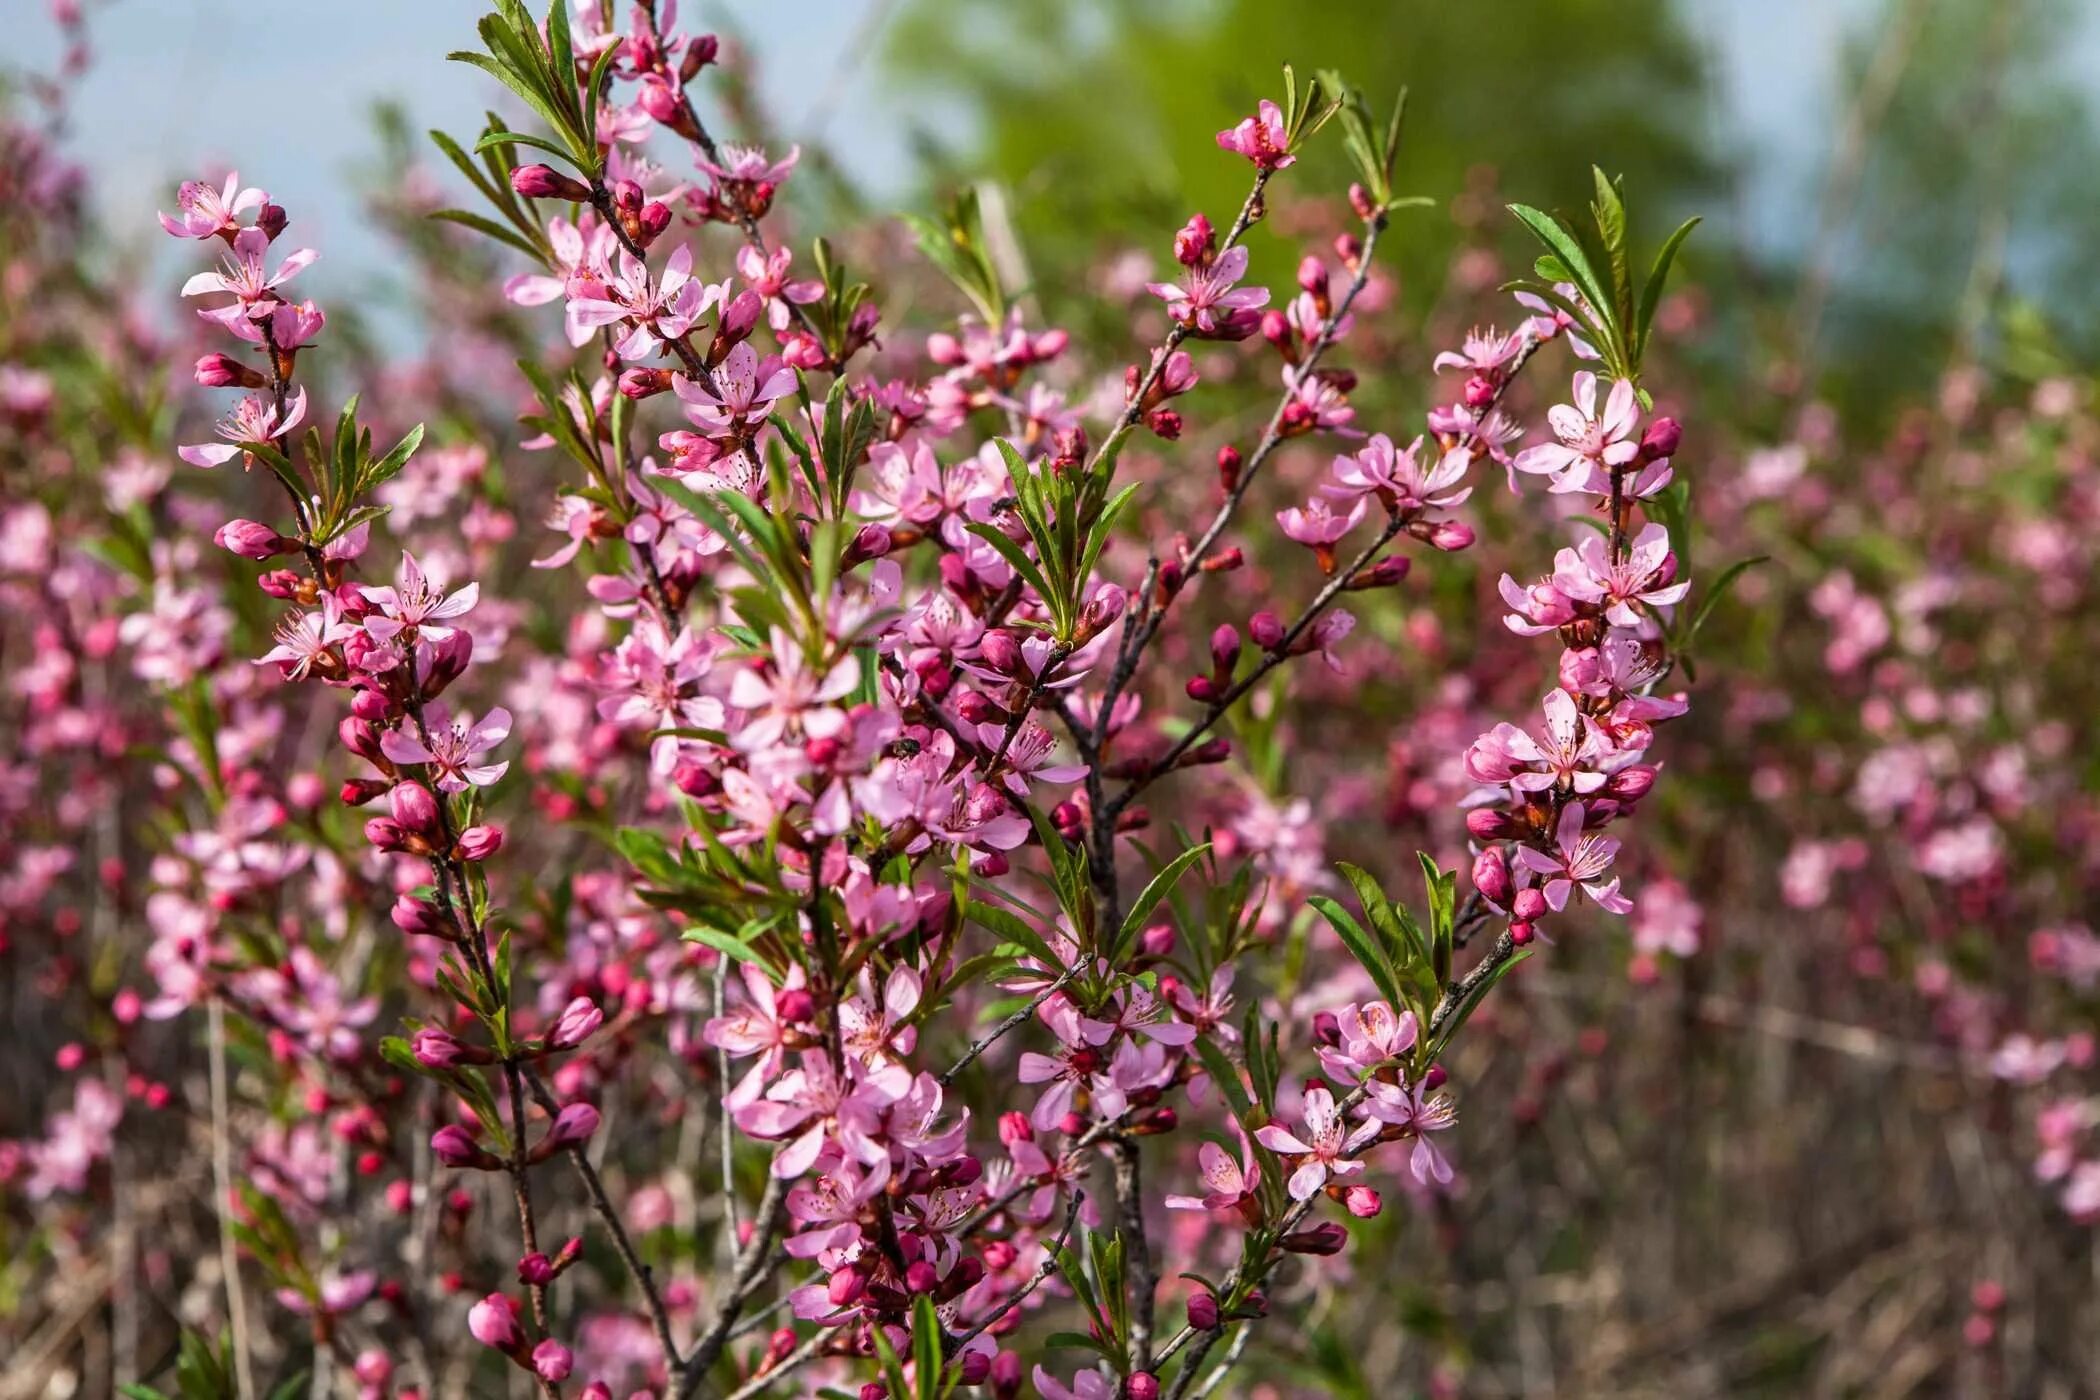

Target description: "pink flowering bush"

left=33, top=3, right=2009, bottom=1397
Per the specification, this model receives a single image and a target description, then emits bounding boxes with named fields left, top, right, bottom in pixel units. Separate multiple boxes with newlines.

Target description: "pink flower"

left=1215, top=99, right=1293, bottom=169
left=1432, top=325, right=1521, bottom=376
left=1556, top=524, right=1689, bottom=626
left=736, top=243, right=823, bottom=330
left=1497, top=571, right=1582, bottom=637
left=1145, top=245, right=1269, bottom=339
left=1033, top=1365, right=1122, bottom=1400
left=379, top=707, right=512, bottom=792
left=1360, top=1079, right=1459, bottom=1186
left=1512, top=371, right=1640, bottom=493
left=1254, top=1085, right=1377, bottom=1201
left=1315, top=1001, right=1419, bottom=1082
left=1514, top=801, right=1632, bottom=914
left=358, top=552, right=479, bottom=644
left=1515, top=283, right=1600, bottom=359
left=179, top=387, right=307, bottom=467
left=1276, top=495, right=1366, bottom=549
left=256, top=595, right=354, bottom=680
left=726, top=630, right=860, bottom=753
left=1475, top=688, right=1612, bottom=794
left=1322, top=433, right=1471, bottom=513
left=673, top=341, right=796, bottom=434
left=566, top=244, right=710, bottom=360
left=1163, top=1120, right=1261, bottom=1214
left=159, top=172, right=267, bottom=240
left=696, top=142, right=800, bottom=186
left=181, top=227, right=318, bottom=325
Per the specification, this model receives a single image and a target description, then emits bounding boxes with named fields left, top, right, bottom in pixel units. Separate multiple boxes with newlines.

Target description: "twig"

left=939, top=961, right=1085, bottom=1086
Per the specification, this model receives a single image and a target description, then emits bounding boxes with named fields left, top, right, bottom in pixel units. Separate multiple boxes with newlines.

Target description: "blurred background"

left=27, top=0, right=2100, bottom=412
left=12, top=0, right=2100, bottom=1395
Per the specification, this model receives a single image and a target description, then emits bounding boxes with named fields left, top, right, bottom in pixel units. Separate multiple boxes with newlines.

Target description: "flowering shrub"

left=0, top=4, right=1772, bottom=1397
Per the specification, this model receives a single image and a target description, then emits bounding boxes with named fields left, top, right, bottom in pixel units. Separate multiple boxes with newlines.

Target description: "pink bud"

left=214, top=519, right=292, bottom=560
left=1187, top=1291, right=1219, bottom=1329
left=1606, top=766, right=1658, bottom=802
left=1128, top=1374, right=1160, bottom=1400
left=509, top=165, right=590, bottom=202
left=467, top=1292, right=524, bottom=1352
left=412, top=1028, right=464, bottom=1068
left=978, top=628, right=1023, bottom=675
left=1462, top=375, right=1497, bottom=409
left=1138, top=922, right=1176, bottom=958
left=828, top=1266, right=867, bottom=1306
left=904, top=1259, right=939, bottom=1294
left=518, top=1252, right=556, bottom=1286
left=543, top=1102, right=600, bottom=1150
left=619, top=367, right=673, bottom=399
left=1296, top=254, right=1327, bottom=297
left=391, top=893, right=450, bottom=939
left=638, top=76, right=682, bottom=126
left=1342, top=1185, right=1382, bottom=1217
left=1472, top=846, right=1512, bottom=907
left=455, top=824, right=504, bottom=861
left=389, top=782, right=440, bottom=837
left=1466, top=808, right=1519, bottom=840
left=1512, top=888, right=1547, bottom=921
left=717, top=288, right=763, bottom=342
left=774, top=987, right=814, bottom=1024
left=1425, top=521, right=1474, bottom=552
left=195, top=353, right=264, bottom=389
left=548, top=996, right=603, bottom=1049
left=1639, top=416, right=1682, bottom=461
left=998, top=1111, right=1033, bottom=1147
left=531, top=1339, right=574, bottom=1383
left=1281, top=1221, right=1349, bottom=1255
left=1249, top=610, right=1285, bottom=651
left=1173, top=212, right=1215, bottom=268
left=433, top=1125, right=494, bottom=1170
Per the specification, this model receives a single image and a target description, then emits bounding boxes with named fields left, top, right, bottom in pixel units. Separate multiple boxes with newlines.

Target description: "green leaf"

left=1635, top=216, right=1701, bottom=365
left=911, top=1294, right=943, bottom=1398
left=1309, top=894, right=1403, bottom=1013
left=1683, top=555, right=1766, bottom=645
left=1190, top=1036, right=1253, bottom=1122
left=1115, top=842, right=1210, bottom=955
left=1507, top=203, right=1619, bottom=353
left=965, top=522, right=1057, bottom=616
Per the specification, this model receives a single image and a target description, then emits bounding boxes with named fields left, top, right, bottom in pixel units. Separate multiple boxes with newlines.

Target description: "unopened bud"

left=510, top=165, right=591, bottom=202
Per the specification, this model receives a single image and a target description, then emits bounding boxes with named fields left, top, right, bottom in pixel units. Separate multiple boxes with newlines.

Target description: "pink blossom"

left=1323, top=433, right=1471, bottom=513
left=179, top=387, right=307, bottom=467
left=566, top=244, right=710, bottom=360
left=1360, top=1079, right=1459, bottom=1186
left=1512, top=371, right=1640, bottom=493
left=379, top=707, right=512, bottom=792
left=673, top=341, right=796, bottom=433
left=735, top=243, right=824, bottom=330
left=158, top=171, right=266, bottom=240
left=1557, top=524, right=1689, bottom=625
left=180, top=227, right=318, bottom=325
left=696, top=142, right=799, bottom=186
left=1145, top=245, right=1269, bottom=338
left=1514, top=801, right=1632, bottom=914
left=359, top=552, right=479, bottom=644
left=1215, top=99, right=1293, bottom=169
left=1163, top=1121, right=1261, bottom=1214
left=1253, top=1085, right=1377, bottom=1200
